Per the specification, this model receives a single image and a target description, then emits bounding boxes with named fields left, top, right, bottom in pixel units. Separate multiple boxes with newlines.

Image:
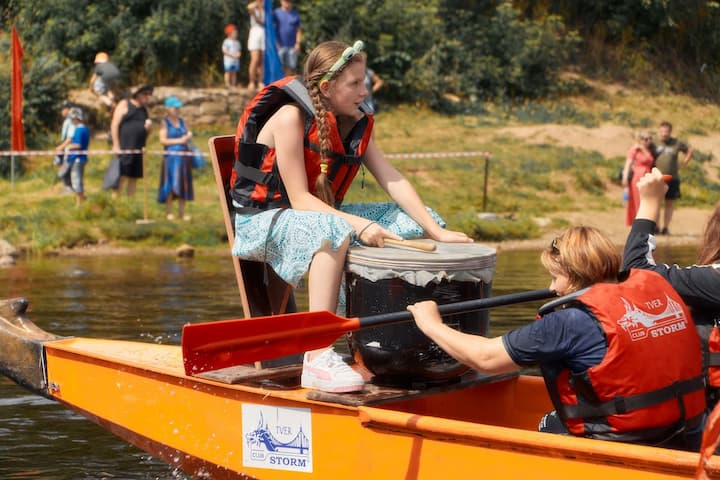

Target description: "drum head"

left=346, top=241, right=496, bottom=287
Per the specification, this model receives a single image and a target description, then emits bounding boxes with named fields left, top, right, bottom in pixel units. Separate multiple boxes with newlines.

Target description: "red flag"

left=11, top=26, right=26, bottom=152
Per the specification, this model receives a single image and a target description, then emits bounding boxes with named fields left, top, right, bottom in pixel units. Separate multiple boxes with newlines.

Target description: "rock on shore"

left=0, top=239, right=18, bottom=267
left=69, top=85, right=257, bottom=128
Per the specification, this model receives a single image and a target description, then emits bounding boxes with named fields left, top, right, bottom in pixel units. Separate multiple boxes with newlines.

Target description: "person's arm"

left=621, top=148, right=634, bottom=188
left=408, top=301, right=519, bottom=374
left=681, top=144, right=694, bottom=168
left=110, top=100, right=128, bottom=152
left=634, top=167, right=666, bottom=223
left=294, top=27, right=302, bottom=52
left=221, top=39, right=233, bottom=57
left=158, top=121, right=170, bottom=146
left=362, top=137, right=473, bottom=243
left=88, top=73, right=97, bottom=92
left=159, top=121, right=191, bottom=147
left=270, top=106, right=401, bottom=245
left=621, top=168, right=666, bottom=272
left=67, top=127, right=87, bottom=152
left=248, top=1, right=262, bottom=22
left=622, top=168, right=720, bottom=309
left=56, top=137, right=72, bottom=151
left=371, top=73, right=384, bottom=93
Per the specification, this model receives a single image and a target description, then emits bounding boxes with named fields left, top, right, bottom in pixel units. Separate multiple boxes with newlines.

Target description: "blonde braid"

left=303, top=41, right=361, bottom=205
left=308, top=81, right=335, bottom=205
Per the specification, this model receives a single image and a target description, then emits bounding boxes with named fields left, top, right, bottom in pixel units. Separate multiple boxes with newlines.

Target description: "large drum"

left=345, top=241, right=496, bottom=388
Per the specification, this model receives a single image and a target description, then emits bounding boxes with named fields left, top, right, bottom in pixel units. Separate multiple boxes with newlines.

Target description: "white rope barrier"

left=0, top=149, right=203, bottom=157
left=0, top=149, right=492, bottom=159
left=386, top=151, right=492, bottom=159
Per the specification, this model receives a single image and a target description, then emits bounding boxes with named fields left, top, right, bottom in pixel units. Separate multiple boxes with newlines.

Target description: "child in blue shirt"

left=67, top=107, right=91, bottom=205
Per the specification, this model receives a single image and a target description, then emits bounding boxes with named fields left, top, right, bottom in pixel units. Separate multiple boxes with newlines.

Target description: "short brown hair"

left=698, top=201, right=720, bottom=264
left=541, top=226, right=621, bottom=293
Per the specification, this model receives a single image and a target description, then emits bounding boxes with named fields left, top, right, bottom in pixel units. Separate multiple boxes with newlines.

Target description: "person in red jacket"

left=230, top=40, right=472, bottom=394
left=409, top=225, right=706, bottom=449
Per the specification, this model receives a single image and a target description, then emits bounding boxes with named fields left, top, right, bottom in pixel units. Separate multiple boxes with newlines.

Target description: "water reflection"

left=0, top=245, right=699, bottom=479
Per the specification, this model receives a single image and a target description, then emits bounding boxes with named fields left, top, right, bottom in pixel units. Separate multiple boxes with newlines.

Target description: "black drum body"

left=345, top=242, right=496, bottom=388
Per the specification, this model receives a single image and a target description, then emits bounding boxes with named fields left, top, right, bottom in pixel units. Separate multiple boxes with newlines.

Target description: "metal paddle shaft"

left=358, top=288, right=555, bottom=329
left=181, top=288, right=556, bottom=375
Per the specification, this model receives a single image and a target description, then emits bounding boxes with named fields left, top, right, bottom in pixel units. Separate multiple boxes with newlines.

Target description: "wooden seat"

left=208, top=135, right=296, bottom=319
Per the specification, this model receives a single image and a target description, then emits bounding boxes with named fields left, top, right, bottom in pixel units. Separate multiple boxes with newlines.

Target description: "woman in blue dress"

left=158, top=96, right=194, bottom=220
left=231, top=40, right=473, bottom=393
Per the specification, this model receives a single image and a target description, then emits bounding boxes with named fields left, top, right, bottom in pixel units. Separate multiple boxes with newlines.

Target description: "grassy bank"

left=2, top=81, right=720, bottom=253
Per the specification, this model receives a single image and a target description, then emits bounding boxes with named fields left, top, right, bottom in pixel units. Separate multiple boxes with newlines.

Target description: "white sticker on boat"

left=241, top=403, right=312, bottom=473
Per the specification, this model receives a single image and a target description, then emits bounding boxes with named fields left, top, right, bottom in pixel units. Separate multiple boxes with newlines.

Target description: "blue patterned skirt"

left=232, top=202, right=445, bottom=287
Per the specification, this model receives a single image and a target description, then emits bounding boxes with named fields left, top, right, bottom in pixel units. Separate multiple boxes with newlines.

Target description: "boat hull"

left=39, top=338, right=714, bottom=479
left=1, top=298, right=717, bottom=479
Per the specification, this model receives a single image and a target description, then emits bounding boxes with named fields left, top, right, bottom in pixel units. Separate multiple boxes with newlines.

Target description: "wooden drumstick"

left=383, top=238, right=437, bottom=252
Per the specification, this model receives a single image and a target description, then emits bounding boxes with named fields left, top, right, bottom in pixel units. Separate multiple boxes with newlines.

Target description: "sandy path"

left=491, top=206, right=709, bottom=252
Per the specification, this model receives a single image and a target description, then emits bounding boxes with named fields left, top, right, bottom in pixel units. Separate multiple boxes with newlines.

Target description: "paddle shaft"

left=357, top=288, right=554, bottom=329
left=182, top=288, right=556, bottom=373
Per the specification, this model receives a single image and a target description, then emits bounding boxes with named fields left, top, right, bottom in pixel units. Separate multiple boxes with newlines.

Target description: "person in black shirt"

left=110, top=84, right=154, bottom=198
left=623, top=167, right=720, bottom=407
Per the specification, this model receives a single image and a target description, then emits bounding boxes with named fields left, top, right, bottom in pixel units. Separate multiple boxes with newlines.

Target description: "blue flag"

left=264, top=0, right=284, bottom=85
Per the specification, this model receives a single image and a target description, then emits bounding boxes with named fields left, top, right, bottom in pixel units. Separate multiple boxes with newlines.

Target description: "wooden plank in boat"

left=197, top=363, right=518, bottom=406
left=196, top=363, right=302, bottom=388
left=309, top=370, right=519, bottom=406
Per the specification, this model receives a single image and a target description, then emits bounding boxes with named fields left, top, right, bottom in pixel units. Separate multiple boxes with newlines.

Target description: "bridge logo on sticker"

left=242, top=404, right=312, bottom=473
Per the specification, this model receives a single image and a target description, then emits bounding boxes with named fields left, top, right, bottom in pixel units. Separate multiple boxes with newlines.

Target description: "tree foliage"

left=299, top=0, right=578, bottom=107
left=2, top=0, right=720, bottom=169
left=518, top=0, right=720, bottom=94
left=5, top=0, right=246, bottom=86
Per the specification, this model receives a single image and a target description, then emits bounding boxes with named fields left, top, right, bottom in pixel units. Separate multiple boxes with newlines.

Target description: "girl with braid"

left=230, top=40, right=472, bottom=393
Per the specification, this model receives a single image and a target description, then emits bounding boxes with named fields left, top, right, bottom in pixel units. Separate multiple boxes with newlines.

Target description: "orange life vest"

left=704, top=312, right=720, bottom=387
left=542, top=269, right=705, bottom=441
left=230, top=76, right=374, bottom=210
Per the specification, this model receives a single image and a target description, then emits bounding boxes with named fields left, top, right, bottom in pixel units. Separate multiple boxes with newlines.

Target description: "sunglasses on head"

left=321, top=40, right=364, bottom=82
left=550, top=237, right=559, bottom=253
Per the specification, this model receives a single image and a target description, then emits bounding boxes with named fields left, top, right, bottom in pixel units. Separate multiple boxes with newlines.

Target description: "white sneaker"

left=300, top=349, right=365, bottom=393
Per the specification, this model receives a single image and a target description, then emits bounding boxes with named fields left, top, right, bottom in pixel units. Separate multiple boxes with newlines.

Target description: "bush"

left=453, top=212, right=540, bottom=241
left=405, top=2, right=580, bottom=108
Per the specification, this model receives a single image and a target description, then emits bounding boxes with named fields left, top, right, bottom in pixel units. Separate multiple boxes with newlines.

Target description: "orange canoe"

left=1, top=297, right=718, bottom=480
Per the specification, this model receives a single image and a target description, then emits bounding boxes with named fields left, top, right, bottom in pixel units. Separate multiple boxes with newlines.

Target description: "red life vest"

left=709, top=325, right=720, bottom=387
left=702, top=309, right=720, bottom=388
left=230, top=76, right=374, bottom=210
left=542, top=269, right=705, bottom=440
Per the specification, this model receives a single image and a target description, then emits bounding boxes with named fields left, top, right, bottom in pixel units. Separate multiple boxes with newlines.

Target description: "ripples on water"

left=0, top=245, right=699, bottom=479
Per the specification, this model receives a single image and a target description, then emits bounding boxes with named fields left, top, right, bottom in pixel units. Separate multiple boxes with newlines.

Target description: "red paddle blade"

left=181, top=311, right=361, bottom=375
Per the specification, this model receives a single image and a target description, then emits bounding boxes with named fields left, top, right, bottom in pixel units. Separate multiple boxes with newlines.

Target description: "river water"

left=0, top=245, right=698, bottom=479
